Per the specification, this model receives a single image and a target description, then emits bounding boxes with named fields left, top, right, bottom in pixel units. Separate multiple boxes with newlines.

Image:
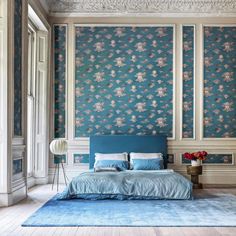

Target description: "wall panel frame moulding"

left=181, top=153, right=234, bottom=165
left=202, top=24, right=236, bottom=140
left=180, top=25, right=195, bottom=140
left=53, top=24, right=68, bottom=139
left=0, top=0, right=11, bottom=196
left=73, top=24, right=176, bottom=140
left=13, top=0, right=23, bottom=137
left=73, top=153, right=89, bottom=164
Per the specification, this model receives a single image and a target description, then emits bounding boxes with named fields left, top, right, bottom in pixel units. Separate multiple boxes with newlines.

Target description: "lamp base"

left=52, top=163, right=69, bottom=192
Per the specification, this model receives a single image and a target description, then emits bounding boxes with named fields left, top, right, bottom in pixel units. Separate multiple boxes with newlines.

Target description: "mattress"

left=57, top=170, right=193, bottom=200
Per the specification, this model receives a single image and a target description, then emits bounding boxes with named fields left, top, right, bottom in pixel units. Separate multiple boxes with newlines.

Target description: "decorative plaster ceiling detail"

left=44, top=0, right=236, bottom=16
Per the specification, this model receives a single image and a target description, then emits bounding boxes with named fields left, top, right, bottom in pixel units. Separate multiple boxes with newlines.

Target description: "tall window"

left=27, top=22, right=36, bottom=177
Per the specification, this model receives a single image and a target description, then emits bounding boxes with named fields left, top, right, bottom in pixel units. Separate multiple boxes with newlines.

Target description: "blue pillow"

left=94, top=160, right=128, bottom=171
left=132, top=158, right=163, bottom=170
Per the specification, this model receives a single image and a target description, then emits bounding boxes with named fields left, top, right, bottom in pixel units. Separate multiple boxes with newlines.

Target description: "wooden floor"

left=0, top=185, right=236, bottom=236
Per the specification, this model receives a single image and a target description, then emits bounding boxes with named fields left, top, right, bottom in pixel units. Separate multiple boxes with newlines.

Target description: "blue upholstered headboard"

left=89, top=135, right=167, bottom=169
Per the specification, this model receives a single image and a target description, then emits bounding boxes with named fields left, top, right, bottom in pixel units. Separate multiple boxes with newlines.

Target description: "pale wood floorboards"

left=0, top=185, right=236, bottom=236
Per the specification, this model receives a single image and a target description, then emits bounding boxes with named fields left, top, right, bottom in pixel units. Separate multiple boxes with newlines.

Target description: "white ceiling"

left=40, top=0, right=236, bottom=17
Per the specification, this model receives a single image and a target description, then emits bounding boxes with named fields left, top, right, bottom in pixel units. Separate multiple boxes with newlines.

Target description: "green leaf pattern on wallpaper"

left=54, top=25, right=67, bottom=138
left=204, top=27, right=236, bottom=138
left=74, top=27, right=174, bottom=137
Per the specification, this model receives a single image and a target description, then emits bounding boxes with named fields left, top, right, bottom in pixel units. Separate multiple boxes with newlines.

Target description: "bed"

left=58, top=135, right=193, bottom=200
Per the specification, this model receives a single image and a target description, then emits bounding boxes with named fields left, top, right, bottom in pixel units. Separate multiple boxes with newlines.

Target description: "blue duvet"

left=57, top=170, right=192, bottom=200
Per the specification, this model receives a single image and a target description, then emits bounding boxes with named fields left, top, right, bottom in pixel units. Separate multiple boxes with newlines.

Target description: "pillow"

left=94, top=153, right=128, bottom=171
left=130, top=152, right=163, bottom=170
left=95, top=153, right=128, bottom=161
left=132, top=158, right=162, bottom=170
left=94, top=167, right=119, bottom=172
left=94, top=160, right=128, bottom=171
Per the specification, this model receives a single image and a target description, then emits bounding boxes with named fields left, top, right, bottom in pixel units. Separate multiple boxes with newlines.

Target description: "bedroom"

left=0, top=0, right=236, bottom=235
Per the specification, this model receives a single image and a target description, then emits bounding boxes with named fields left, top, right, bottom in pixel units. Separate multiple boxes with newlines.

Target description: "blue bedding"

left=58, top=170, right=193, bottom=200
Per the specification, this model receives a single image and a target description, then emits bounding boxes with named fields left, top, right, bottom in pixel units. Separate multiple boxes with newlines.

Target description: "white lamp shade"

left=50, top=139, right=68, bottom=155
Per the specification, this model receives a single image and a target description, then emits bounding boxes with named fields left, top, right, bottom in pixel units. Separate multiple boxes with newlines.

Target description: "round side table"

left=187, top=165, right=203, bottom=189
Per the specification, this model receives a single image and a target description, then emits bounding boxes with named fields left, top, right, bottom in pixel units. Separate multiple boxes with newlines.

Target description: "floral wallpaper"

left=74, top=26, right=174, bottom=137
left=182, top=26, right=194, bottom=138
left=204, top=26, right=236, bottom=138
left=54, top=25, right=67, bottom=138
left=74, top=154, right=90, bottom=164
left=182, top=154, right=233, bottom=165
left=14, top=0, right=22, bottom=136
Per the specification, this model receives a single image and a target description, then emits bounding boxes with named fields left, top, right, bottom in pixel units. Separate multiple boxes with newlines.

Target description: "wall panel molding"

left=73, top=25, right=176, bottom=139
left=53, top=24, right=67, bottom=139
left=50, top=18, right=236, bottom=185
left=181, top=25, right=195, bottom=140
left=202, top=24, right=236, bottom=140
left=181, top=153, right=234, bottom=165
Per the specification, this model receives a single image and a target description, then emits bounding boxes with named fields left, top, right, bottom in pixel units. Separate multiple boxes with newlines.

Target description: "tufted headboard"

left=89, top=135, right=167, bottom=169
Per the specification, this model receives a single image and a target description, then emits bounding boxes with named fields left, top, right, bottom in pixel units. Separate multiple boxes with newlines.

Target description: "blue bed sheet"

left=57, top=170, right=192, bottom=200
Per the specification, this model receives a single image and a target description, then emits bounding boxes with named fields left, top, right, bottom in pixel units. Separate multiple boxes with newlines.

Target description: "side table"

left=187, top=165, right=203, bottom=189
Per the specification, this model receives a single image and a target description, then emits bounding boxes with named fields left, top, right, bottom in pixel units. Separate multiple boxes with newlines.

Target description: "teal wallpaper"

left=54, top=25, right=67, bottom=138
left=52, top=25, right=236, bottom=168
left=54, top=155, right=67, bottom=164
left=14, top=0, right=22, bottom=136
left=74, top=154, right=90, bottom=164
left=204, top=26, right=236, bottom=138
left=182, top=26, right=194, bottom=138
left=74, top=27, right=174, bottom=137
left=13, top=159, right=22, bottom=175
left=182, top=154, right=233, bottom=165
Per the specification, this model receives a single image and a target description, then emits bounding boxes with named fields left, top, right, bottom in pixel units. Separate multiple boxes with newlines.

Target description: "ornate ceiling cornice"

left=43, top=0, right=236, bottom=17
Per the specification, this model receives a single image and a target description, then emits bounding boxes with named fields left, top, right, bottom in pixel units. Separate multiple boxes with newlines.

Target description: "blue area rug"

left=22, top=193, right=236, bottom=227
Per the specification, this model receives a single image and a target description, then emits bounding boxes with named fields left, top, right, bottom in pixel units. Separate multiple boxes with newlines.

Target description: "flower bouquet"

left=183, top=151, right=208, bottom=166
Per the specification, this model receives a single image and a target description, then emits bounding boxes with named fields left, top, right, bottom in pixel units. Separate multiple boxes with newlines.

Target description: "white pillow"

left=130, top=152, right=163, bottom=160
left=95, top=152, right=128, bottom=161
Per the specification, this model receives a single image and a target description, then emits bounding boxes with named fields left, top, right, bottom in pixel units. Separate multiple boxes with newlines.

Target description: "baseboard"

left=27, top=176, right=36, bottom=189
left=0, top=185, right=27, bottom=207
left=35, top=176, right=49, bottom=185
left=203, top=184, right=236, bottom=188
left=0, top=193, right=12, bottom=207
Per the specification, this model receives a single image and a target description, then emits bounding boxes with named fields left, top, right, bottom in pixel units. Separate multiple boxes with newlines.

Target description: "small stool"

left=187, top=165, right=203, bottom=189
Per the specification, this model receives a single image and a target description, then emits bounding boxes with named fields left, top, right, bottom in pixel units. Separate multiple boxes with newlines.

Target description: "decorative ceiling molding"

left=44, top=0, right=236, bottom=17
left=39, top=0, right=50, bottom=13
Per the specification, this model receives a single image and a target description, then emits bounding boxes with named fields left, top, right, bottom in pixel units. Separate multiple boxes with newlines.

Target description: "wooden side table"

left=187, top=165, right=203, bottom=189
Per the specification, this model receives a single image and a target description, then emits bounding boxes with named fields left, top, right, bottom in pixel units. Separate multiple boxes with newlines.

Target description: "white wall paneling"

left=28, top=2, right=51, bottom=187
left=34, top=30, right=49, bottom=183
left=180, top=24, right=196, bottom=140
left=0, top=0, right=10, bottom=198
left=49, top=18, right=236, bottom=185
left=200, top=24, right=236, bottom=141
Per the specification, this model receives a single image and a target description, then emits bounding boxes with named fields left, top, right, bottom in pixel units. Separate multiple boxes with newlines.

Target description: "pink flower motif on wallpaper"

left=54, top=25, right=66, bottom=138
left=74, top=26, right=174, bottom=137
left=204, top=26, right=236, bottom=138
left=182, top=26, right=194, bottom=138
